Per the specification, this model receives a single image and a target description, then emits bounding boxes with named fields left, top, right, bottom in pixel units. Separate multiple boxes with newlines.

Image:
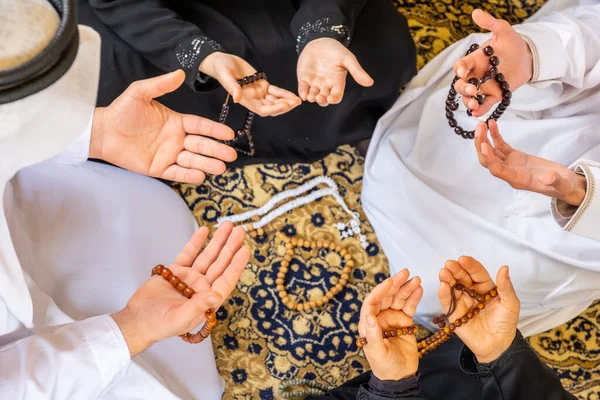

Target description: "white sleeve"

left=0, top=315, right=131, bottom=399
left=551, top=160, right=600, bottom=241
left=48, top=112, right=93, bottom=165
left=514, top=2, right=600, bottom=85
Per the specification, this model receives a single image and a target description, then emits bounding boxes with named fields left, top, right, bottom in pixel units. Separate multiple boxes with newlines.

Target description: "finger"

left=472, top=9, right=513, bottom=36
left=401, top=284, right=423, bottom=318
left=205, top=226, right=246, bottom=285
left=245, top=99, right=289, bottom=117
left=464, top=97, right=479, bottom=111
left=298, top=80, right=310, bottom=101
left=496, top=265, right=520, bottom=312
left=363, top=314, right=386, bottom=357
left=183, top=135, right=237, bottom=163
left=488, top=120, right=514, bottom=153
left=453, top=53, right=477, bottom=79
left=178, top=289, right=223, bottom=326
left=362, top=270, right=409, bottom=317
left=192, top=222, right=235, bottom=273
left=182, top=114, right=235, bottom=141
left=443, top=260, right=474, bottom=287
left=391, top=277, right=422, bottom=309
left=327, top=84, right=344, bottom=104
left=177, top=150, right=227, bottom=175
left=220, top=72, right=244, bottom=103
left=474, top=122, right=490, bottom=166
left=454, top=79, right=479, bottom=97
left=539, top=170, right=559, bottom=187
left=175, top=227, right=210, bottom=267
left=457, top=256, right=495, bottom=287
left=438, top=279, right=453, bottom=313
left=480, top=144, right=518, bottom=182
left=211, top=245, right=251, bottom=298
left=316, top=87, right=330, bottom=107
left=471, top=95, right=500, bottom=118
left=128, top=70, right=185, bottom=100
left=306, top=86, right=320, bottom=103
left=343, top=54, right=374, bottom=87
left=268, top=85, right=302, bottom=103
left=161, top=165, right=206, bottom=184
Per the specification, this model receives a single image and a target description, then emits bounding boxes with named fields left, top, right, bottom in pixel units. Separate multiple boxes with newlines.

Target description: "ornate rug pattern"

left=173, top=1, right=600, bottom=398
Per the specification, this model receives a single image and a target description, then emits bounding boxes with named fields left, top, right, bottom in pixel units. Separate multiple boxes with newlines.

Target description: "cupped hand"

left=358, top=269, right=423, bottom=381
left=453, top=10, right=533, bottom=116
left=297, top=38, right=373, bottom=107
left=93, top=70, right=238, bottom=184
left=112, top=222, right=250, bottom=356
left=475, top=120, right=587, bottom=206
left=200, top=52, right=301, bottom=117
left=438, top=256, right=519, bottom=364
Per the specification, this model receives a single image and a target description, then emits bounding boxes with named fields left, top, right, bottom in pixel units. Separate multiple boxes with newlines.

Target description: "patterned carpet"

left=172, top=1, right=600, bottom=398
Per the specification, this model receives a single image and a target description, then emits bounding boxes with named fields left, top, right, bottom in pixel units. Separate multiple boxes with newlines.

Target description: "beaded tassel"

left=151, top=264, right=217, bottom=344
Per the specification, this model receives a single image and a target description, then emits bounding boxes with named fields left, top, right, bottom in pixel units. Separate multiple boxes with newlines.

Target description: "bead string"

left=278, top=379, right=335, bottom=399
left=356, top=285, right=498, bottom=358
left=216, top=176, right=369, bottom=248
left=218, top=71, right=267, bottom=156
left=271, top=231, right=355, bottom=312
left=445, top=44, right=512, bottom=139
left=151, top=264, right=218, bottom=344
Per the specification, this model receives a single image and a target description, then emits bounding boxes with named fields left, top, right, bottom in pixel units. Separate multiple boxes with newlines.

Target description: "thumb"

left=364, top=315, right=387, bottom=357
left=438, top=281, right=452, bottom=313
left=343, top=54, right=374, bottom=87
left=495, top=266, right=520, bottom=314
left=179, top=290, right=223, bottom=322
left=538, top=171, right=560, bottom=187
left=218, top=71, right=243, bottom=103
left=130, top=69, right=185, bottom=100
left=472, top=9, right=511, bottom=36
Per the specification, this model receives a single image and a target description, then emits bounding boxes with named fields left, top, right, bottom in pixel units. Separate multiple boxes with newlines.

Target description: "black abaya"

left=79, top=0, right=416, bottom=167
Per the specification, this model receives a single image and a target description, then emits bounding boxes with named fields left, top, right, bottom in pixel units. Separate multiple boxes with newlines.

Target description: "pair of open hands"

left=360, top=257, right=520, bottom=381
left=92, top=38, right=371, bottom=187
left=453, top=10, right=587, bottom=207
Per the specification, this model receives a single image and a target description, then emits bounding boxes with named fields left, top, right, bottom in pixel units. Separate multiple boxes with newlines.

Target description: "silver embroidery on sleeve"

left=296, top=17, right=350, bottom=54
left=175, top=37, right=222, bottom=69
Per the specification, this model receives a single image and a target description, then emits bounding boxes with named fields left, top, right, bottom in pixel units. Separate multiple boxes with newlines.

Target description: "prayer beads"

left=151, top=264, right=217, bottom=344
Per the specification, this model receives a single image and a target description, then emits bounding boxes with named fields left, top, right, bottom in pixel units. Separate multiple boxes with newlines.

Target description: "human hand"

left=358, top=269, right=423, bottom=381
left=475, top=120, right=587, bottom=206
left=438, top=256, right=519, bottom=364
left=91, top=70, right=238, bottom=184
left=111, top=222, right=250, bottom=357
left=297, top=38, right=373, bottom=107
left=199, top=52, right=301, bottom=117
left=453, top=10, right=533, bottom=117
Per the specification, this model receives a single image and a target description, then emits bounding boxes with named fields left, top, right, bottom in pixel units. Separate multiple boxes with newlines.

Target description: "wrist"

left=89, top=107, right=107, bottom=160
left=111, top=308, right=156, bottom=358
left=199, top=52, right=225, bottom=78
left=372, top=363, right=418, bottom=382
left=473, top=331, right=517, bottom=364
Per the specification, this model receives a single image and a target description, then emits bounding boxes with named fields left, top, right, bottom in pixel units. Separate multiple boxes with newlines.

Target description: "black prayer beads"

left=445, top=45, right=512, bottom=139
left=219, top=71, right=267, bottom=156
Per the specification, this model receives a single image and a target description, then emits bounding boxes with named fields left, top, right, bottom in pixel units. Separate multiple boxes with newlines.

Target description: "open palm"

left=97, top=70, right=238, bottom=184
left=475, top=120, right=586, bottom=206
left=124, top=222, right=250, bottom=343
left=438, top=256, right=519, bottom=364
left=359, top=269, right=423, bottom=381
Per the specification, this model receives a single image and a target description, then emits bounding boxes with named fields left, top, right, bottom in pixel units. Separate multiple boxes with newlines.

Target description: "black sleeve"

left=89, top=0, right=225, bottom=90
left=307, top=372, right=425, bottom=400
left=460, top=331, right=577, bottom=400
left=291, top=0, right=369, bottom=54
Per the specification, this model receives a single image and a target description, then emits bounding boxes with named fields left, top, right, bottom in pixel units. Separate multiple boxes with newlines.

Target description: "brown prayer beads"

left=151, top=264, right=217, bottom=344
left=218, top=71, right=267, bottom=156
left=356, top=285, right=498, bottom=358
left=270, top=231, right=355, bottom=312
left=445, top=44, right=512, bottom=139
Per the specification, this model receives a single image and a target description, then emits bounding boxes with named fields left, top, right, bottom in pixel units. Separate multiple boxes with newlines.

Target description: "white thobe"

left=0, top=24, right=223, bottom=399
left=362, top=0, right=600, bottom=337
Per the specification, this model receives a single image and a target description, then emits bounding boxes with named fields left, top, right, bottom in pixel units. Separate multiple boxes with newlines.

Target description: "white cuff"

left=49, top=111, right=93, bottom=164
left=514, top=24, right=566, bottom=83
left=551, top=160, right=600, bottom=241
left=76, top=315, right=131, bottom=393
